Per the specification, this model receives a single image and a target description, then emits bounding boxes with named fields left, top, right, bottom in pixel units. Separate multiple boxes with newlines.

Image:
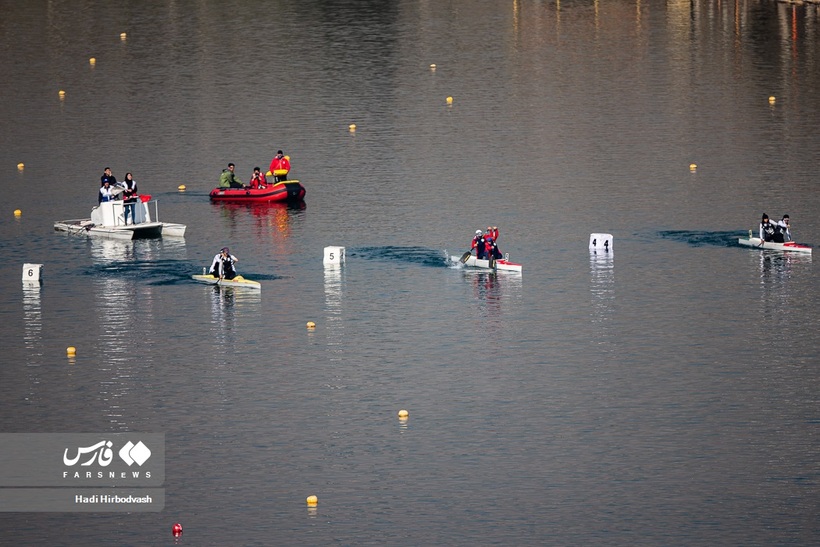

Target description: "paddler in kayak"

left=759, top=213, right=777, bottom=242
left=209, top=247, right=239, bottom=280
left=471, top=229, right=487, bottom=259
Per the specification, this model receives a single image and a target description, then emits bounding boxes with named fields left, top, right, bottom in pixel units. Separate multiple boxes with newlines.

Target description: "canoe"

left=209, top=181, right=306, bottom=203
left=738, top=237, right=811, bottom=254
left=453, top=254, right=523, bottom=272
left=191, top=274, right=261, bottom=289
left=54, top=198, right=186, bottom=240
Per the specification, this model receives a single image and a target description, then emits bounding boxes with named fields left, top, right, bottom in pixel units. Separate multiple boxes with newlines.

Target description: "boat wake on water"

left=658, top=230, right=747, bottom=248
left=349, top=246, right=454, bottom=268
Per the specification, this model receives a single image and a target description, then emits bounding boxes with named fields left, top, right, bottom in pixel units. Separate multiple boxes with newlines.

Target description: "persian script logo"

left=63, top=440, right=152, bottom=467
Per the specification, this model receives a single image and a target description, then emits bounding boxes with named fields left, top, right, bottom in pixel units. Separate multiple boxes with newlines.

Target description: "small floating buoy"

left=349, top=123, right=356, bottom=132
left=172, top=523, right=183, bottom=537
left=306, top=321, right=316, bottom=329
left=306, top=495, right=318, bottom=505
left=768, top=96, right=776, bottom=104
left=398, top=409, right=409, bottom=418
left=430, top=63, right=436, bottom=71
left=14, top=209, right=22, bottom=216
left=689, top=163, right=697, bottom=171
left=177, top=184, right=186, bottom=191
left=66, top=346, right=76, bottom=356
left=89, top=57, right=96, bottom=66
left=446, top=96, right=453, bottom=105
left=120, top=32, right=127, bottom=41
left=58, top=90, right=66, bottom=99
left=17, top=162, right=24, bottom=171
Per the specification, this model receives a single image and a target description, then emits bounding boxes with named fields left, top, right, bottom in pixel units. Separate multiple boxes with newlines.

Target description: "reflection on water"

left=754, top=251, right=812, bottom=329
left=589, top=249, right=615, bottom=324
left=323, top=265, right=345, bottom=361
left=22, top=284, right=43, bottom=403
left=463, top=270, right=523, bottom=326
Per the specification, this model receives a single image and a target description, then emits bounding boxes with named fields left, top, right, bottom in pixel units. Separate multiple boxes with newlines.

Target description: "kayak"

left=738, top=237, right=811, bottom=254
left=191, top=274, right=261, bottom=289
left=453, top=254, right=523, bottom=272
left=209, top=181, right=305, bottom=203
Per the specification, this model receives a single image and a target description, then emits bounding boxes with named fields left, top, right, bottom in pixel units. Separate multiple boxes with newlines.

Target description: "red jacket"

left=269, top=155, right=291, bottom=174
left=249, top=172, right=267, bottom=189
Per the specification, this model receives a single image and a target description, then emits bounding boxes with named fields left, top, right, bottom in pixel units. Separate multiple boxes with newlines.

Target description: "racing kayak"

left=453, top=254, right=523, bottom=272
left=191, top=274, right=261, bottom=289
left=738, top=237, right=811, bottom=254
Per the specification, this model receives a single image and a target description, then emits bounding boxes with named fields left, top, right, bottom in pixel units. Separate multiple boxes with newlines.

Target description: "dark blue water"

left=1, top=1, right=819, bottom=545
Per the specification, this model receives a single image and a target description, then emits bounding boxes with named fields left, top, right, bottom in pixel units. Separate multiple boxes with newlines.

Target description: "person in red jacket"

left=269, top=150, right=291, bottom=182
left=249, top=167, right=267, bottom=189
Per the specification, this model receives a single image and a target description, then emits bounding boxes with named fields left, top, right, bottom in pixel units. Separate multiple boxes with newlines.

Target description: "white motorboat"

left=54, top=198, right=186, bottom=240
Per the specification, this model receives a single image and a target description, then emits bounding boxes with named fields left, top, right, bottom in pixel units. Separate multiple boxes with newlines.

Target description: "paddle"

left=459, top=251, right=472, bottom=263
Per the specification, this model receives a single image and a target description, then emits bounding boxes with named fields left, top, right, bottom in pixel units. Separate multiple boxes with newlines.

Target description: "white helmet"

left=476, top=230, right=482, bottom=235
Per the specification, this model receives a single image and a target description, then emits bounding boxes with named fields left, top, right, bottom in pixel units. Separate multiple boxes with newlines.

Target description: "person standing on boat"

left=269, top=151, right=291, bottom=182
left=776, top=214, right=791, bottom=242
left=759, top=213, right=777, bottom=242
left=249, top=167, right=267, bottom=189
left=121, top=172, right=139, bottom=225
left=219, top=163, right=246, bottom=189
left=99, top=180, right=115, bottom=203
left=100, top=167, right=117, bottom=187
left=209, top=247, right=239, bottom=280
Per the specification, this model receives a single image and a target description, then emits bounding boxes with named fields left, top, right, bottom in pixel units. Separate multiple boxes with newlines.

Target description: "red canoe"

left=209, top=181, right=306, bottom=203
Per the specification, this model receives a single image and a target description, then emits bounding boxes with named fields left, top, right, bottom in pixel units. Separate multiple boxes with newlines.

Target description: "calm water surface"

left=1, top=1, right=818, bottom=545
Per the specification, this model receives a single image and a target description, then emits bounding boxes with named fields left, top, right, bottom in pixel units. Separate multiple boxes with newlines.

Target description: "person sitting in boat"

left=759, top=213, right=777, bottom=242
left=775, top=214, right=791, bottom=242
left=100, top=167, right=117, bottom=187
left=98, top=180, right=115, bottom=203
left=219, top=163, right=246, bottom=189
left=121, top=172, right=139, bottom=225
left=269, top=150, right=291, bottom=182
left=209, top=247, right=239, bottom=280
left=471, top=229, right=487, bottom=259
left=485, top=235, right=502, bottom=260
left=249, top=167, right=267, bottom=189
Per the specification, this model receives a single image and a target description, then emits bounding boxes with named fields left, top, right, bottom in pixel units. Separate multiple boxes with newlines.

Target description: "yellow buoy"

left=430, top=63, right=436, bottom=70
left=17, top=162, right=24, bottom=170
left=768, top=96, right=776, bottom=104
left=178, top=184, right=186, bottom=191
left=58, top=90, right=66, bottom=99
left=306, top=321, right=316, bottom=329
left=66, top=346, right=76, bottom=356
left=689, top=163, right=697, bottom=171
left=89, top=57, right=96, bottom=66
left=306, top=495, right=318, bottom=505
left=446, top=96, right=453, bottom=105
left=14, top=209, right=22, bottom=216
left=120, top=32, right=127, bottom=41
left=398, top=409, right=409, bottom=418
left=349, top=123, right=356, bottom=132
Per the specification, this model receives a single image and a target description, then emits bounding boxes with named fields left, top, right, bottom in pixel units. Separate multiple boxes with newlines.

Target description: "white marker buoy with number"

left=323, top=246, right=345, bottom=265
left=22, top=263, right=43, bottom=283
left=589, top=234, right=613, bottom=252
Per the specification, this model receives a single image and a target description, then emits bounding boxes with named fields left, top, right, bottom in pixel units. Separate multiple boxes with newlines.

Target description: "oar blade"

left=459, top=251, right=471, bottom=263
